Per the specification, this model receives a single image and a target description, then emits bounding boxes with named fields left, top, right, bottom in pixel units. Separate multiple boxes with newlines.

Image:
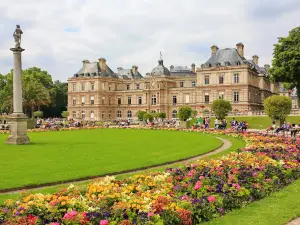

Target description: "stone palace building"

left=67, top=43, right=280, bottom=121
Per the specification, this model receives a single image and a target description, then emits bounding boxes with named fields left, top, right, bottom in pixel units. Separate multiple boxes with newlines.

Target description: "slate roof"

left=73, top=62, right=118, bottom=78
left=151, top=59, right=170, bottom=76
left=202, top=48, right=246, bottom=68
left=170, top=66, right=196, bottom=76
left=246, top=60, right=267, bottom=75
left=117, top=67, right=143, bottom=79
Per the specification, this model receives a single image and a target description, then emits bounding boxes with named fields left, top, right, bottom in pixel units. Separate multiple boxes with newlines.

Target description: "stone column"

left=6, top=47, right=30, bottom=145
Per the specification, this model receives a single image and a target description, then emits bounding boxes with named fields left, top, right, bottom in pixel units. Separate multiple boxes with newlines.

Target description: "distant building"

left=67, top=43, right=280, bottom=121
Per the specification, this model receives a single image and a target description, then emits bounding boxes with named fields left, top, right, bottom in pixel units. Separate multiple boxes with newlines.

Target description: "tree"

left=192, top=110, right=198, bottom=118
left=136, top=110, right=147, bottom=121
left=178, top=106, right=192, bottom=121
left=61, top=111, right=69, bottom=118
left=211, top=99, right=232, bottom=119
left=264, top=95, right=292, bottom=121
left=269, top=26, right=300, bottom=101
left=158, top=112, right=166, bottom=120
left=143, top=113, right=154, bottom=122
left=33, top=111, right=43, bottom=118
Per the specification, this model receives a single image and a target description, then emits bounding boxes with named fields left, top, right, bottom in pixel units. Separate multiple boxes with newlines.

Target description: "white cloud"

left=0, top=0, right=299, bottom=81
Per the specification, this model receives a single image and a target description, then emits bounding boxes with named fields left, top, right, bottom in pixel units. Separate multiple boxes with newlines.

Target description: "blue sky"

left=0, top=0, right=299, bottom=81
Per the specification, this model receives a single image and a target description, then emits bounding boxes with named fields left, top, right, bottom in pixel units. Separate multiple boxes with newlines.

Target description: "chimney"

left=191, top=63, right=196, bottom=73
left=264, top=64, right=270, bottom=70
left=170, top=65, right=174, bottom=70
left=236, top=42, right=244, bottom=57
left=211, top=45, right=219, bottom=55
left=252, top=55, right=259, bottom=65
left=98, top=58, right=107, bottom=72
left=82, top=59, right=90, bottom=67
left=132, top=65, right=138, bottom=75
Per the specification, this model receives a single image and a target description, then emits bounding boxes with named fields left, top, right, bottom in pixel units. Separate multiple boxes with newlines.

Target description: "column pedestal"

left=6, top=113, right=30, bottom=145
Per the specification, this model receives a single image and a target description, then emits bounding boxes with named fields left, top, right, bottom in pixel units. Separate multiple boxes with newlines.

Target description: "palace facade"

left=67, top=43, right=280, bottom=121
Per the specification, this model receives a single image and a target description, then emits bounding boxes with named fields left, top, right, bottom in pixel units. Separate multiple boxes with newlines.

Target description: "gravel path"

left=287, top=218, right=300, bottom=225
left=0, top=137, right=231, bottom=194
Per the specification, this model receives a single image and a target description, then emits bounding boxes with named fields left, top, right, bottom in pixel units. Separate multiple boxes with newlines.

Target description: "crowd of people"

left=0, top=118, right=9, bottom=130
left=266, top=121, right=300, bottom=137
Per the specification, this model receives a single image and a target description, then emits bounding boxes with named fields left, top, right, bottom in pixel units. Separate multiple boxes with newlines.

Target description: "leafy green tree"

left=61, top=111, right=69, bottom=118
left=264, top=95, right=292, bottom=121
left=143, top=113, right=154, bottom=122
left=136, top=110, right=147, bottom=121
left=33, top=111, right=43, bottom=118
left=178, top=106, right=192, bottom=121
left=211, top=99, right=232, bottom=119
left=192, top=110, right=198, bottom=118
left=158, top=112, right=166, bottom=120
left=269, top=26, right=300, bottom=101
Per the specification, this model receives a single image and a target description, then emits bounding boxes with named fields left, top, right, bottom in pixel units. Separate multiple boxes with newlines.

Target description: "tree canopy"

left=178, top=106, right=192, bottom=121
left=264, top=95, right=292, bottom=121
left=269, top=26, right=300, bottom=100
left=0, top=67, right=67, bottom=117
left=211, top=99, right=232, bottom=119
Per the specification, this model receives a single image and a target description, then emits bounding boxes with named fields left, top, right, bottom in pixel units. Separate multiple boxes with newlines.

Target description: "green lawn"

left=204, top=179, right=300, bottom=225
left=0, top=129, right=222, bottom=190
left=0, top=135, right=245, bottom=204
left=189, top=116, right=300, bottom=129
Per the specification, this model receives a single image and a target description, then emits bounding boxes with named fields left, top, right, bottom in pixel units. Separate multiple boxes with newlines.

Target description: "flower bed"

left=0, top=130, right=300, bottom=225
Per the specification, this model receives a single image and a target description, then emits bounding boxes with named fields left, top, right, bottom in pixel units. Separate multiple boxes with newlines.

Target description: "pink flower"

left=253, top=172, right=258, bottom=177
left=50, top=223, right=60, bottom=225
left=148, top=212, right=154, bottom=217
left=100, top=220, right=109, bottom=225
left=194, top=181, right=202, bottom=190
left=181, top=195, right=189, bottom=201
left=199, top=176, right=205, bottom=180
left=232, top=183, right=241, bottom=190
left=63, top=210, right=78, bottom=220
left=208, top=196, right=216, bottom=203
left=265, top=178, right=271, bottom=182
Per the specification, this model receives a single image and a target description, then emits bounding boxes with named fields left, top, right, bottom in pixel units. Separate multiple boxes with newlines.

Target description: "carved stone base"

left=6, top=113, right=30, bottom=145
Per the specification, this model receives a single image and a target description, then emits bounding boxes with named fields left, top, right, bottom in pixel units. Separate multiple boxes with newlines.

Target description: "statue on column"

left=13, top=25, right=23, bottom=48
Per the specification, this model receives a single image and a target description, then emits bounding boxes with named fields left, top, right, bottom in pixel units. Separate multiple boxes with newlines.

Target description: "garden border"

left=0, top=135, right=231, bottom=194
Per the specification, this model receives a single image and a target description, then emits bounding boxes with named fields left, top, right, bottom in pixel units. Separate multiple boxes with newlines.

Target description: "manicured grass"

left=204, top=179, right=300, bottom=225
left=0, top=135, right=245, bottom=204
left=0, top=129, right=222, bottom=190
left=189, top=116, right=300, bottom=129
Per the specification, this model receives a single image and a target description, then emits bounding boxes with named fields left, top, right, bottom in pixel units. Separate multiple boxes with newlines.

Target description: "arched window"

left=117, top=110, right=122, bottom=118
left=90, top=111, right=94, bottom=120
left=172, top=110, right=177, bottom=118
left=127, top=110, right=132, bottom=118
left=81, top=111, right=85, bottom=120
left=72, top=111, right=76, bottom=118
left=219, top=75, right=224, bottom=84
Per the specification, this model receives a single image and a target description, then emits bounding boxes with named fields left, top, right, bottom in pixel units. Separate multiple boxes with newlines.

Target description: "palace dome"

left=151, top=59, right=170, bottom=76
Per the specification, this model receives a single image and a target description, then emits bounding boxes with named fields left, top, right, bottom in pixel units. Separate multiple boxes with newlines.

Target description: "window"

left=180, top=81, right=184, bottom=88
left=138, top=96, right=142, bottom=105
left=126, top=84, right=130, bottom=90
left=234, top=91, right=239, bottom=103
left=102, top=97, right=105, bottom=104
left=91, top=83, right=95, bottom=91
left=234, top=73, right=239, bottom=83
left=128, top=96, right=132, bottom=105
left=192, top=81, right=196, bottom=87
left=204, top=93, right=209, bottom=103
left=204, top=75, right=210, bottom=84
left=72, top=97, right=76, bottom=105
left=81, top=111, right=85, bottom=119
left=81, top=83, right=85, bottom=91
left=108, top=85, right=111, bottom=91
left=81, top=96, right=85, bottom=105
left=151, top=95, right=156, bottom=105
left=90, top=96, right=94, bottom=105
left=118, top=97, right=121, bottom=105
left=219, top=92, right=224, bottom=100
left=172, top=110, right=177, bottom=118
left=173, top=96, right=177, bottom=105
left=108, top=97, right=111, bottom=105
left=185, top=95, right=190, bottom=103
left=90, top=111, right=94, bottom=120
left=102, top=112, right=105, bottom=119
left=72, top=111, right=76, bottom=118
left=72, top=83, right=76, bottom=91
left=115, top=84, right=117, bottom=90
left=136, top=84, right=140, bottom=90
left=151, top=110, right=156, bottom=113
left=127, top=110, right=132, bottom=118
left=109, top=111, right=111, bottom=119
left=219, top=75, right=224, bottom=84
left=117, top=110, right=122, bottom=118
left=248, top=92, right=251, bottom=100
